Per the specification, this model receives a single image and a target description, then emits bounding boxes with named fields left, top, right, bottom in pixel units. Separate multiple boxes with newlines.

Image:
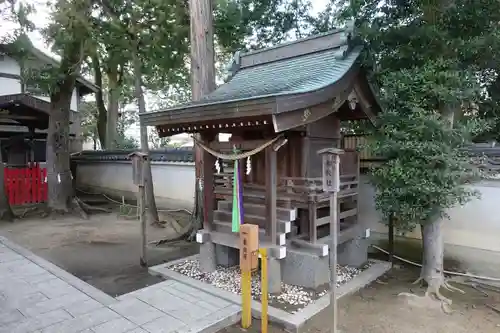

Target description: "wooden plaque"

left=321, top=153, right=340, bottom=193
left=239, top=224, right=259, bottom=272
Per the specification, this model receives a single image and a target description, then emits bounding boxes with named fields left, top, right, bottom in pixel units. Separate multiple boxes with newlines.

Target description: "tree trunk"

left=420, top=219, right=444, bottom=287
left=91, top=54, right=107, bottom=148
left=46, top=94, right=73, bottom=211
left=132, top=51, right=159, bottom=224
left=190, top=0, right=216, bottom=229
left=418, top=102, right=456, bottom=296
left=0, top=148, right=15, bottom=221
left=106, top=70, right=120, bottom=150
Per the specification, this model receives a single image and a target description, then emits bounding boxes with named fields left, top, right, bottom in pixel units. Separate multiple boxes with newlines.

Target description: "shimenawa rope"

left=191, top=135, right=283, bottom=160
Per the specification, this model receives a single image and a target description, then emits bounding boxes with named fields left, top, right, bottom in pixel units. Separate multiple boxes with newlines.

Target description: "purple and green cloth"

left=231, top=149, right=244, bottom=232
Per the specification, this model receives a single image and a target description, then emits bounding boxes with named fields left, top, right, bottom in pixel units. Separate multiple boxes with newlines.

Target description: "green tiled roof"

left=196, top=46, right=362, bottom=107
left=142, top=27, right=362, bottom=122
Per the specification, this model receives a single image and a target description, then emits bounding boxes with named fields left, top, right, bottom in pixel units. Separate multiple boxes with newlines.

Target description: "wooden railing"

left=214, top=174, right=359, bottom=205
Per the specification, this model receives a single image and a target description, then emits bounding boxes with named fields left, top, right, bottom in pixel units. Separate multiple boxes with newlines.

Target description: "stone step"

left=214, top=210, right=291, bottom=233
left=213, top=220, right=287, bottom=246
left=217, top=201, right=297, bottom=222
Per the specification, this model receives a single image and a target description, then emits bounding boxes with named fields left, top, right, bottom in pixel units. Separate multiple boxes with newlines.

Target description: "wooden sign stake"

left=259, top=248, right=269, bottom=333
left=239, top=224, right=259, bottom=328
left=318, top=147, right=343, bottom=333
left=129, top=152, right=149, bottom=267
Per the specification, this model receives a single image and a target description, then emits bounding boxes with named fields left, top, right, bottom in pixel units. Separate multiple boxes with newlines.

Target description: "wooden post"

left=133, top=49, right=159, bottom=225
left=201, top=133, right=216, bottom=231
left=265, top=146, right=277, bottom=243
left=138, top=184, right=146, bottom=266
left=129, top=152, right=148, bottom=267
left=240, top=224, right=259, bottom=329
left=260, top=248, right=268, bottom=333
left=388, top=214, right=395, bottom=267
left=318, top=147, right=344, bottom=333
left=189, top=0, right=216, bottom=223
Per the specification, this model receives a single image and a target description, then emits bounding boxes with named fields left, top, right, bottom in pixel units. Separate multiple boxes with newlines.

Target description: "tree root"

left=18, top=196, right=111, bottom=220
left=401, top=276, right=467, bottom=314
left=75, top=197, right=111, bottom=214
left=150, top=221, right=166, bottom=228
left=425, top=283, right=452, bottom=305
left=412, top=277, right=424, bottom=285
left=443, top=280, right=465, bottom=294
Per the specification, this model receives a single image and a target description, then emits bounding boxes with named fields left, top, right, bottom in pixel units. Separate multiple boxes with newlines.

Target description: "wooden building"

left=141, top=26, right=381, bottom=290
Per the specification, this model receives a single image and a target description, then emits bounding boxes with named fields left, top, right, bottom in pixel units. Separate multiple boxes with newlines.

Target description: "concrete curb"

left=150, top=257, right=391, bottom=333
left=0, top=236, right=117, bottom=306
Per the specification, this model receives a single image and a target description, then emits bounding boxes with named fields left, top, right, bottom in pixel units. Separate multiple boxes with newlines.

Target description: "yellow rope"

left=191, top=135, right=283, bottom=160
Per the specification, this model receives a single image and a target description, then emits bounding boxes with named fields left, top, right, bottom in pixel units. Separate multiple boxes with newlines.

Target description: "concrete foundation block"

left=199, top=242, right=217, bottom=273
left=338, top=237, right=368, bottom=267
left=215, top=244, right=239, bottom=267
left=282, top=250, right=329, bottom=289
left=268, top=257, right=282, bottom=294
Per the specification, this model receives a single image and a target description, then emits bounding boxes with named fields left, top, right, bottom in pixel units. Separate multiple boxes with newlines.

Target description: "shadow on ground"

left=0, top=211, right=199, bottom=296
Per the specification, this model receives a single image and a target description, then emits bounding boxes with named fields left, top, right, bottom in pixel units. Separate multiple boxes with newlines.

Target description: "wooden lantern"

left=128, top=152, right=148, bottom=186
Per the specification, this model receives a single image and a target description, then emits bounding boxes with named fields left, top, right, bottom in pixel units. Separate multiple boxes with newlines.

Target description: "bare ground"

left=2, top=212, right=500, bottom=332
left=0, top=210, right=198, bottom=297
left=220, top=267, right=500, bottom=333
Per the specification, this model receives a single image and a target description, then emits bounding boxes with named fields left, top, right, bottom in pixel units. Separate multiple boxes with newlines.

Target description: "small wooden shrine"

left=140, top=25, right=381, bottom=290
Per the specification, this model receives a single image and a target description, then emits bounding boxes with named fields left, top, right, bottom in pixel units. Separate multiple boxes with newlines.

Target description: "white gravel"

left=169, top=258, right=372, bottom=312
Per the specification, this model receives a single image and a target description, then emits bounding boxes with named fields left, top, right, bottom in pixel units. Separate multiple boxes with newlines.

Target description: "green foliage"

left=331, top=0, right=500, bottom=230
left=79, top=101, right=99, bottom=145
left=368, top=108, right=482, bottom=231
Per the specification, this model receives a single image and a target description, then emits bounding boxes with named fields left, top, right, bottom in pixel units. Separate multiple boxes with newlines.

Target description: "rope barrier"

left=191, top=135, right=283, bottom=160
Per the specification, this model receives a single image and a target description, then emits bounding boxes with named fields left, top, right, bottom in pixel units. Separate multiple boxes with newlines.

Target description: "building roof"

left=192, top=45, right=361, bottom=107
left=0, top=93, right=51, bottom=129
left=0, top=38, right=98, bottom=96
left=72, top=148, right=194, bottom=163
left=140, top=24, right=380, bottom=134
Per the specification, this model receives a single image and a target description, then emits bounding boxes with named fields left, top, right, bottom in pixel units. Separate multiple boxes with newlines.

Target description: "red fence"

left=4, top=164, right=48, bottom=205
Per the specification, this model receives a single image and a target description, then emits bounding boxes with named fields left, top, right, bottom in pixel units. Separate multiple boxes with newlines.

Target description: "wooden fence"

left=4, top=163, right=48, bottom=205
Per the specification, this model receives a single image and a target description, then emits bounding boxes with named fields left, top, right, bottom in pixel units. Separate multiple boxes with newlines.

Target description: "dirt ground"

left=0, top=210, right=198, bottom=297
left=220, top=267, right=500, bottom=333
left=2, top=211, right=500, bottom=332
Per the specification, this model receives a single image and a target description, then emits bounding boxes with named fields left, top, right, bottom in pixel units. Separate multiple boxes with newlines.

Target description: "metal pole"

left=139, top=185, right=147, bottom=267
left=330, top=190, right=338, bottom=333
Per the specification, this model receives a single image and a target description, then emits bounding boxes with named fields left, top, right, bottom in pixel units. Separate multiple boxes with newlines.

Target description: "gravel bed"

left=169, top=258, right=373, bottom=313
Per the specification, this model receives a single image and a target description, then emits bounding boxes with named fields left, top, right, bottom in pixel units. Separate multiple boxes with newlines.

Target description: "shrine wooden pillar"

left=201, top=132, right=216, bottom=231
left=265, top=145, right=277, bottom=243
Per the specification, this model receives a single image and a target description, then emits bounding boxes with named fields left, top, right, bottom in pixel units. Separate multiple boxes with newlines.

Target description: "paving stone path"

left=0, top=237, right=240, bottom=333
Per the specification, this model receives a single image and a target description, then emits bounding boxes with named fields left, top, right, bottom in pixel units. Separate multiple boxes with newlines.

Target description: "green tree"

left=79, top=101, right=100, bottom=150
left=333, top=0, right=500, bottom=306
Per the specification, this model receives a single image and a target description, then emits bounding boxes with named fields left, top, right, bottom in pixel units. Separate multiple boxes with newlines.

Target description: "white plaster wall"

left=0, top=55, right=21, bottom=75
left=0, top=55, right=79, bottom=112
left=31, top=88, right=79, bottom=112
left=0, top=55, right=22, bottom=95
left=0, top=76, right=22, bottom=95
left=76, top=161, right=196, bottom=211
left=359, top=174, right=500, bottom=278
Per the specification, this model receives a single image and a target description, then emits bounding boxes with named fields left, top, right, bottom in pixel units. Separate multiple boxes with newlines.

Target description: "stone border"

left=149, top=257, right=391, bottom=333
left=0, top=236, right=117, bottom=306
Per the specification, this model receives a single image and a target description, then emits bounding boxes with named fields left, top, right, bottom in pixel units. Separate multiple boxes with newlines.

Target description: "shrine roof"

left=140, top=24, right=371, bottom=129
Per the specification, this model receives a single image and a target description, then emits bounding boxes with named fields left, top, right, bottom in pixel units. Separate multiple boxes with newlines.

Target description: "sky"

left=1, top=0, right=330, bottom=146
